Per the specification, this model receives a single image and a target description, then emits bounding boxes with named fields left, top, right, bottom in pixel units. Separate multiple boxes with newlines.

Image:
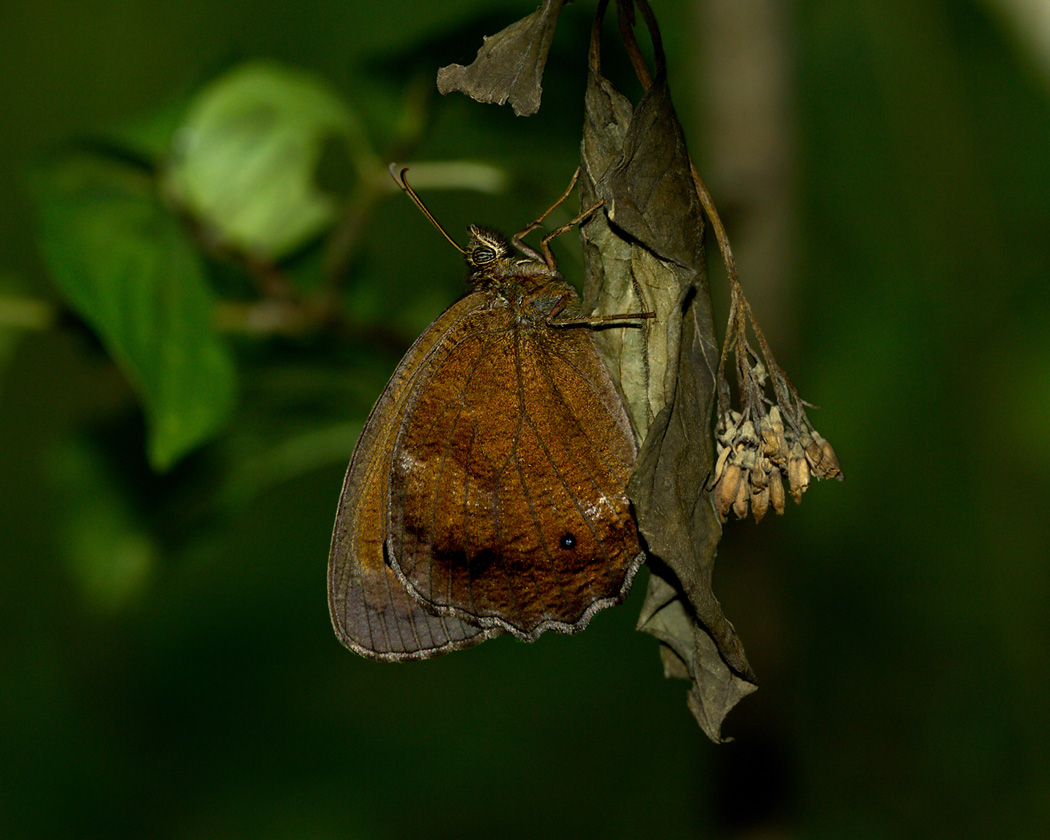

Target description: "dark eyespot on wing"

left=433, top=546, right=468, bottom=571
left=468, top=548, right=501, bottom=581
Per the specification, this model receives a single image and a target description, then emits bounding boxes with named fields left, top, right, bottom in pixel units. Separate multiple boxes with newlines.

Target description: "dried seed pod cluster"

left=691, top=157, right=842, bottom=525
left=712, top=407, right=842, bottom=523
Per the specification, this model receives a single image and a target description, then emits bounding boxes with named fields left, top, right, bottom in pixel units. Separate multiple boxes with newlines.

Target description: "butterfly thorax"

left=464, top=225, right=578, bottom=323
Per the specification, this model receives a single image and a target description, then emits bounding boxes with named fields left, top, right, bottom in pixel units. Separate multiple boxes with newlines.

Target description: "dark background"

left=2, top=1, right=1048, bottom=837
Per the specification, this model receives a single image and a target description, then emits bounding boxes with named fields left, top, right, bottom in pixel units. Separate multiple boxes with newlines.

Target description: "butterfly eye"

left=472, top=246, right=498, bottom=265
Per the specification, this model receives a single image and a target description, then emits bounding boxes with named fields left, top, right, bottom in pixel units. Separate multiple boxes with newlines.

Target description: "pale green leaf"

left=164, top=62, right=369, bottom=261
left=34, top=154, right=236, bottom=470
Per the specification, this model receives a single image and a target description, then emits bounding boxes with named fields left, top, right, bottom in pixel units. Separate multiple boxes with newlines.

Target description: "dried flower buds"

left=691, top=156, right=841, bottom=525
left=712, top=406, right=842, bottom=523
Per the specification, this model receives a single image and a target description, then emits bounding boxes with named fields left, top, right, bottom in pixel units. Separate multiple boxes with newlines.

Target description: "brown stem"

left=616, top=1, right=652, bottom=90
left=632, top=0, right=666, bottom=78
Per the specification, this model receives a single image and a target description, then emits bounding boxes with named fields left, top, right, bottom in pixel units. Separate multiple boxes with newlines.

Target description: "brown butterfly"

left=327, top=166, right=648, bottom=660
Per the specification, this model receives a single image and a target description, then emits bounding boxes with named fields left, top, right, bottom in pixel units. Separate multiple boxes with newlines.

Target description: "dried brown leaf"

left=579, top=15, right=756, bottom=741
left=436, top=0, right=565, bottom=117
left=635, top=574, right=757, bottom=742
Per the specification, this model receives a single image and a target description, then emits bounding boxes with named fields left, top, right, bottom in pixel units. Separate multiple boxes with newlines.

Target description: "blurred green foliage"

left=2, top=1, right=1049, bottom=838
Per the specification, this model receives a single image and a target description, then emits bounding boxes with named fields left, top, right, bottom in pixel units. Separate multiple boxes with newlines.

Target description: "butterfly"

left=327, top=166, right=649, bottom=660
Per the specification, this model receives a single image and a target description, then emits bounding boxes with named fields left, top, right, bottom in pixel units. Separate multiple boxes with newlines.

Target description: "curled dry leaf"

left=436, top=0, right=566, bottom=117
left=578, top=2, right=756, bottom=742
left=636, top=573, right=757, bottom=738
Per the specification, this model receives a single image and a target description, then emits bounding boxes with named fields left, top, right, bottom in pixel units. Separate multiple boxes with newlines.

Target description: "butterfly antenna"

left=389, top=164, right=465, bottom=254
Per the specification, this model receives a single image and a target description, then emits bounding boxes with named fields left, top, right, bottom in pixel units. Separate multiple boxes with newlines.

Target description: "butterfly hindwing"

left=385, top=297, right=643, bottom=639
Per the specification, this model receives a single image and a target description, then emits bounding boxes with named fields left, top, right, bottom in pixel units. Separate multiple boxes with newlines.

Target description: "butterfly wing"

left=386, top=302, right=644, bottom=639
left=328, top=293, right=501, bottom=660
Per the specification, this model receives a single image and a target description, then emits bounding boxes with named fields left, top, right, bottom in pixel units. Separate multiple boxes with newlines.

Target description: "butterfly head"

left=465, top=225, right=559, bottom=294
left=464, top=226, right=513, bottom=284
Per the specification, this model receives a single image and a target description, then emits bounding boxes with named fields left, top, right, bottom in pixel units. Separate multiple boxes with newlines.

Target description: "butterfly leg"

left=512, top=168, right=584, bottom=265
left=536, top=199, right=605, bottom=271
left=545, top=288, right=654, bottom=328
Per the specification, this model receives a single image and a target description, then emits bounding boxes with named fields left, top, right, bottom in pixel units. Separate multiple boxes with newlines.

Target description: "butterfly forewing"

left=386, top=293, right=644, bottom=639
left=328, top=294, right=501, bottom=659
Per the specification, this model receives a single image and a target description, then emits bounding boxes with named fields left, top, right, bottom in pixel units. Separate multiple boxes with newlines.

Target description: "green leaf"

left=164, top=62, right=370, bottom=261
left=33, top=154, right=236, bottom=470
